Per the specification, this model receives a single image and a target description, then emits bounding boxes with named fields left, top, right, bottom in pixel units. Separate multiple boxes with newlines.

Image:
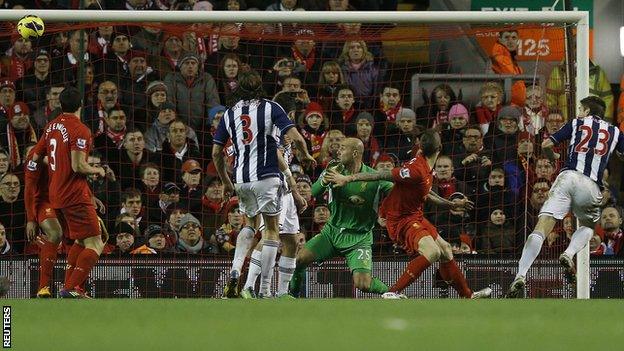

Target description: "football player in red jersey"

left=24, top=151, right=65, bottom=298
left=326, top=129, right=492, bottom=299
left=31, top=87, right=106, bottom=298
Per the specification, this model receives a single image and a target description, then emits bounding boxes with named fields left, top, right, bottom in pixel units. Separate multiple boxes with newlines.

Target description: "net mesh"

left=0, top=16, right=614, bottom=298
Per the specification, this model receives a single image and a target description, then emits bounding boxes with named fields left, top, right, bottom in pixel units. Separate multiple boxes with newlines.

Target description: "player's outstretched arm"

left=428, top=191, right=474, bottom=211
left=212, top=144, right=235, bottom=199
left=541, top=139, right=560, bottom=162
left=71, top=150, right=105, bottom=177
left=285, top=127, right=316, bottom=169
left=325, top=169, right=393, bottom=187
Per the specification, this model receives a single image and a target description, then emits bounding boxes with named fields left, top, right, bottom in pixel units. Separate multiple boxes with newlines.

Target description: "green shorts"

left=304, top=223, right=373, bottom=273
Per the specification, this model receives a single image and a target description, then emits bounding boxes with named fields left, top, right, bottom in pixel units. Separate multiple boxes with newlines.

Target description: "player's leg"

left=36, top=216, right=62, bottom=297
left=275, top=194, right=300, bottom=297
left=241, top=239, right=263, bottom=297
left=62, top=205, right=104, bottom=297
left=290, top=230, right=338, bottom=297
left=258, top=213, right=280, bottom=297
left=435, top=236, right=491, bottom=298
left=345, top=246, right=388, bottom=295
left=388, top=228, right=440, bottom=294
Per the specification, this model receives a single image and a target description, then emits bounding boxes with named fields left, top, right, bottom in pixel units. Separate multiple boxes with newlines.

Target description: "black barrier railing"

left=1, top=257, right=623, bottom=298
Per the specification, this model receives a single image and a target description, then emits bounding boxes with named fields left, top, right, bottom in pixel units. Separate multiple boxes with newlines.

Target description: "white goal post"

left=0, top=9, right=591, bottom=299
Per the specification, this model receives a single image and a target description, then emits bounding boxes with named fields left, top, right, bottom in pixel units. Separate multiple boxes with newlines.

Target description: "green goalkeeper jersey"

left=311, top=162, right=393, bottom=234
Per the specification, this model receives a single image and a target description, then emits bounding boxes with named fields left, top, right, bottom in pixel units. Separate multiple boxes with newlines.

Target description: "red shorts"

left=36, top=202, right=58, bottom=223
left=388, top=215, right=439, bottom=255
left=60, top=203, right=101, bottom=240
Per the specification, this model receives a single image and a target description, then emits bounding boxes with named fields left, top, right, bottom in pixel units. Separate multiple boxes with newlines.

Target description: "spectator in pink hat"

left=0, top=102, right=37, bottom=169
left=441, top=103, right=470, bottom=156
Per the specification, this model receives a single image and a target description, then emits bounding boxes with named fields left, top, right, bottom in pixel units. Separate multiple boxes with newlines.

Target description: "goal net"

left=0, top=10, right=606, bottom=299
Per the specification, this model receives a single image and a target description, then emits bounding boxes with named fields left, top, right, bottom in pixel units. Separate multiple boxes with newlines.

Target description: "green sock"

left=368, top=277, right=389, bottom=294
left=289, top=266, right=306, bottom=297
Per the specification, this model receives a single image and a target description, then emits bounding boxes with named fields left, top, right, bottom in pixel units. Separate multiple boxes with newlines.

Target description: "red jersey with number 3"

left=36, top=113, right=94, bottom=208
left=380, top=154, right=433, bottom=227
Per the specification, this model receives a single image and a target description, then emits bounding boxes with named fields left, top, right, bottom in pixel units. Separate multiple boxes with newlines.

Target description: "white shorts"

left=258, top=192, right=300, bottom=234
left=235, top=177, right=283, bottom=218
left=539, top=170, right=603, bottom=223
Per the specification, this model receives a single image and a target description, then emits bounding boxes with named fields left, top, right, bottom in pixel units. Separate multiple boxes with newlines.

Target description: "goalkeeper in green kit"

left=290, top=138, right=393, bottom=297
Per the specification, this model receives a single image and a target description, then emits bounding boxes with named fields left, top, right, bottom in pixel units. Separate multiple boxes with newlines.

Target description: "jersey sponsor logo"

left=400, top=167, right=410, bottom=179
left=348, top=195, right=366, bottom=205
left=27, top=160, right=38, bottom=171
left=77, top=138, right=87, bottom=149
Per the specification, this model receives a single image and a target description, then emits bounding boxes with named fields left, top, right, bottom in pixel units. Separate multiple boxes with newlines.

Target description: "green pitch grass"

left=6, top=299, right=622, bottom=351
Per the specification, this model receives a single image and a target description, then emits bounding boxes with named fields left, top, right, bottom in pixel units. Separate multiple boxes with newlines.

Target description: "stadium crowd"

left=0, top=0, right=623, bottom=260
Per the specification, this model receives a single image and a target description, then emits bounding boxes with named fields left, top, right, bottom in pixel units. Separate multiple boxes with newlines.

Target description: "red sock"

left=64, top=243, right=84, bottom=289
left=390, top=255, right=431, bottom=293
left=68, top=248, right=99, bottom=289
left=439, top=260, right=473, bottom=298
left=38, top=239, right=58, bottom=290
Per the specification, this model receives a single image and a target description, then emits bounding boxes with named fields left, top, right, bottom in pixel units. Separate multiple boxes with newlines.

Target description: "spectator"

left=265, top=0, right=298, bottom=11
left=598, top=207, right=624, bottom=256
left=312, top=203, right=329, bottom=233
left=87, top=152, right=121, bottom=228
left=287, top=28, right=321, bottom=85
left=157, top=119, right=202, bottom=183
left=473, top=82, right=503, bottom=136
left=354, top=112, right=380, bottom=166
left=147, top=182, right=181, bottom=226
left=321, top=22, right=384, bottom=61
left=51, top=29, right=92, bottom=85
left=93, top=106, right=128, bottom=161
left=475, top=166, right=513, bottom=223
left=374, top=153, right=395, bottom=172
left=0, top=222, right=10, bottom=255
left=431, top=192, right=474, bottom=253
left=452, top=125, right=493, bottom=197
left=535, top=109, right=565, bottom=157
left=164, top=52, right=220, bottom=131
left=299, top=101, right=327, bottom=162
left=480, top=206, right=516, bottom=254
left=315, top=61, right=345, bottom=112
left=112, top=222, right=138, bottom=255
left=0, top=79, right=17, bottom=120
left=140, top=162, right=161, bottom=203
left=547, top=59, right=613, bottom=121
left=16, top=49, right=53, bottom=110
left=213, top=201, right=245, bottom=253
left=0, top=149, right=8, bottom=179
left=534, top=157, right=556, bottom=182
left=0, top=173, right=24, bottom=253
left=327, top=85, right=357, bottom=134
left=339, top=40, right=382, bottom=109
left=503, top=132, right=535, bottom=198
left=201, top=176, right=227, bottom=232
left=490, top=29, right=525, bottom=106
left=84, top=80, right=121, bottom=133
left=145, top=224, right=174, bottom=253
left=108, top=128, right=156, bottom=190
left=373, top=84, right=402, bottom=125
left=119, top=50, right=160, bottom=123
left=0, top=102, right=37, bottom=170
left=120, top=188, right=147, bottom=233
left=131, top=25, right=164, bottom=57
left=99, top=29, right=133, bottom=80
left=432, top=155, right=466, bottom=200
left=121, top=0, right=162, bottom=11
left=176, top=213, right=218, bottom=254
left=590, top=233, right=603, bottom=256
left=600, top=168, right=617, bottom=208
left=522, top=85, right=547, bottom=135
left=489, top=105, right=522, bottom=165
left=524, top=178, right=551, bottom=227
left=0, top=36, right=33, bottom=82
left=216, top=53, right=244, bottom=105
left=33, top=84, right=64, bottom=132
left=416, top=83, right=457, bottom=129
left=89, top=25, right=114, bottom=58
left=441, top=103, right=470, bottom=156
left=328, top=0, right=355, bottom=11
left=165, top=207, right=186, bottom=241
left=385, top=108, right=419, bottom=162
left=296, top=174, right=315, bottom=232
left=154, top=32, right=184, bottom=76
left=145, top=101, right=199, bottom=153
left=179, top=159, right=204, bottom=218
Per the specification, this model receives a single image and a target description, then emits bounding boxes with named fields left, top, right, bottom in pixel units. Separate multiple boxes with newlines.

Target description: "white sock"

left=243, top=249, right=262, bottom=290
left=516, top=232, right=545, bottom=278
left=259, top=240, right=280, bottom=296
left=230, top=226, right=255, bottom=276
left=564, top=226, right=593, bottom=258
left=277, top=256, right=296, bottom=296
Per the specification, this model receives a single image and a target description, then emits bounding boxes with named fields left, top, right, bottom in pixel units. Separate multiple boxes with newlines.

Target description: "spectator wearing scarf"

left=2, top=102, right=37, bottom=169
